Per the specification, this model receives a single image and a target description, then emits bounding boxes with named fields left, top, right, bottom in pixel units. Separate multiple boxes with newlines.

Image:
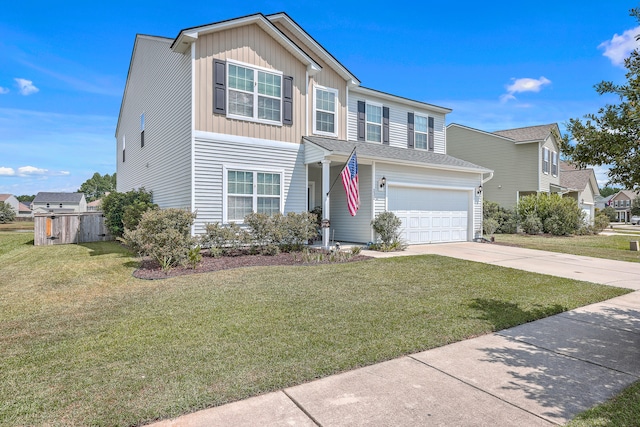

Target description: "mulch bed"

left=133, top=251, right=372, bottom=280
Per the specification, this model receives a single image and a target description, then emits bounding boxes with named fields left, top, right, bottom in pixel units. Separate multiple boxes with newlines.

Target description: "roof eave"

left=351, top=86, right=452, bottom=114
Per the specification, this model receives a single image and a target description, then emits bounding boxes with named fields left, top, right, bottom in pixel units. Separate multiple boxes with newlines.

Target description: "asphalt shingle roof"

left=493, top=123, right=559, bottom=142
left=303, top=136, right=491, bottom=172
left=33, top=192, right=85, bottom=203
left=560, top=168, right=594, bottom=192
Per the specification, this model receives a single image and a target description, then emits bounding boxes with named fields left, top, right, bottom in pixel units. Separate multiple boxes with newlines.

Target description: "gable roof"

left=492, top=123, right=560, bottom=143
left=0, top=194, right=13, bottom=202
left=33, top=192, right=85, bottom=203
left=611, top=190, right=640, bottom=200
left=18, top=202, right=31, bottom=212
left=304, top=136, right=491, bottom=173
left=351, top=86, right=452, bottom=115
left=170, top=13, right=322, bottom=75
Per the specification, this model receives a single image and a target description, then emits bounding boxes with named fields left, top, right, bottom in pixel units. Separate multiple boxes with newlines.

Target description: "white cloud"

left=501, top=77, right=551, bottom=103
left=17, top=165, right=47, bottom=176
left=599, top=26, right=640, bottom=67
left=0, top=167, right=16, bottom=176
left=0, top=87, right=9, bottom=95
left=14, top=78, right=39, bottom=95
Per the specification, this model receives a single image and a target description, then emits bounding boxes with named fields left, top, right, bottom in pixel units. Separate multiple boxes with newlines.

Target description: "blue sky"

left=1, top=1, right=638, bottom=195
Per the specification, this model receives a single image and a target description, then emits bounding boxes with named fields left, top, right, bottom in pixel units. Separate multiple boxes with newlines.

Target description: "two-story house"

left=31, top=192, right=87, bottom=214
left=609, top=190, right=639, bottom=222
left=446, top=123, right=563, bottom=209
left=116, top=12, right=491, bottom=246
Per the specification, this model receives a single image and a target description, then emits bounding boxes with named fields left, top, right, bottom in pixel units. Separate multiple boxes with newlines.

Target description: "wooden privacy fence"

left=34, top=212, right=112, bottom=245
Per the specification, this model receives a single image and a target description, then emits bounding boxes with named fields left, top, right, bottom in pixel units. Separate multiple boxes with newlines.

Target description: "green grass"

left=0, top=221, right=34, bottom=231
left=0, top=232, right=630, bottom=426
left=494, top=233, right=640, bottom=262
left=567, top=380, right=640, bottom=427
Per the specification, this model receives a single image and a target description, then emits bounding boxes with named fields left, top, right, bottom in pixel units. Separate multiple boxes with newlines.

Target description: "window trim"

left=413, top=113, right=429, bottom=150
left=542, top=147, right=550, bottom=174
left=122, top=135, right=126, bottom=163
left=312, top=84, right=338, bottom=137
left=222, top=164, right=285, bottom=223
left=365, top=101, right=383, bottom=143
left=226, top=59, right=284, bottom=126
left=551, top=151, right=558, bottom=176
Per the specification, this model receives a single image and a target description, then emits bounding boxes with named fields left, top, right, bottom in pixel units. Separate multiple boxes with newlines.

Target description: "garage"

left=388, top=186, right=470, bottom=244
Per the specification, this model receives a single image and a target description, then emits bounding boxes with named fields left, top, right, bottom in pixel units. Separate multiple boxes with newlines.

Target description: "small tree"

left=102, top=188, right=156, bottom=237
left=0, top=202, right=16, bottom=224
left=601, top=206, right=617, bottom=221
left=371, top=211, right=403, bottom=249
left=631, top=196, right=640, bottom=216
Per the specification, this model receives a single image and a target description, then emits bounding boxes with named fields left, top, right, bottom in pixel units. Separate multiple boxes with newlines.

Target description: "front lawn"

left=0, top=232, right=629, bottom=426
left=568, top=380, right=640, bottom=427
left=493, top=233, right=640, bottom=262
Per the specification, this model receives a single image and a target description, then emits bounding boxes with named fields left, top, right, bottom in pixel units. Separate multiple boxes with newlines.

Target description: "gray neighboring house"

left=559, top=162, right=599, bottom=222
left=609, top=190, right=639, bottom=222
left=446, top=123, right=563, bottom=209
left=0, top=194, right=19, bottom=215
left=32, top=192, right=87, bottom=214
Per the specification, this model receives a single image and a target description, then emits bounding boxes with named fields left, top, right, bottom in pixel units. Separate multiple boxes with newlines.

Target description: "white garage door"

left=388, top=187, right=469, bottom=244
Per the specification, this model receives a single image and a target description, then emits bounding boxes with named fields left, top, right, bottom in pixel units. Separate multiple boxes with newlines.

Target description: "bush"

left=521, top=214, right=543, bottom=235
left=601, top=206, right=617, bottom=221
left=121, top=208, right=196, bottom=271
left=244, top=211, right=317, bottom=253
left=371, top=211, right=403, bottom=247
left=483, top=218, right=499, bottom=236
left=202, top=222, right=251, bottom=255
left=102, top=188, right=156, bottom=237
left=593, top=213, right=610, bottom=233
left=483, top=201, right=518, bottom=234
left=517, top=193, right=584, bottom=235
left=0, top=202, right=16, bottom=224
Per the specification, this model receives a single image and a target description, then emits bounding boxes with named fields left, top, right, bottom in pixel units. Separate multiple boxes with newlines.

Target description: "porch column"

left=322, top=159, right=331, bottom=249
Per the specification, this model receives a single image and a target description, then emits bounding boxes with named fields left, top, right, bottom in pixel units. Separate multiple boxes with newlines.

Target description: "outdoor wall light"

left=379, top=176, right=386, bottom=189
left=476, top=185, right=483, bottom=195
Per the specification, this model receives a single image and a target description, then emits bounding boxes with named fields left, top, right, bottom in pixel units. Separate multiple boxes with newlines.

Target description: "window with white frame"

left=415, top=115, right=428, bottom=149
left=542, top=147, right=550, bottom=174
left=366, top=103, right=382, bottom=142
left=551, top=151, right=558, bottom=176
left=313, top=86, right=337, bottom=136
left=140, top=113, right=145, bottom=148
left=226, top=169, right=282, bottom=222
left=227, top=62, right=282, bottom=124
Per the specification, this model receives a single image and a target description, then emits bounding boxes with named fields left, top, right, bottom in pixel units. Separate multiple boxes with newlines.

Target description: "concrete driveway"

left=364, top=241, right=640, bottom=290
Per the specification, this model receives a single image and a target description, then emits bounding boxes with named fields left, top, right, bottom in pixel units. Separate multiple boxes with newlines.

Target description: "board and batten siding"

left=194, top=25, right=307, bottom=143
left=347, top=94, right=446, bottom=154
left=271, top=23, right=348, bottom=140
left=193, top=132, right=306, bottom=234
left=447, top=125, right=538, bottom=210
left=373, top=163, right=483, bottom=240
left=116, top=35, right=192, bottom=209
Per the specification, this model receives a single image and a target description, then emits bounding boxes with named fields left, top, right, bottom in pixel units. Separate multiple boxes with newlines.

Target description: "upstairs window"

left=313, top=86, right=337, bottom=136
left=122, top=135, right=126, bottom=163
left=228, top=62, right=282, bottom=124
left=366, top=103, right=382, bottom=143
left=542, top=147, right=550, bottom=174
left=415, top=115, right=428, bottom=149
left=140, top=113, right=145, bottom=148
left=551, top=151, right=558, bottom=176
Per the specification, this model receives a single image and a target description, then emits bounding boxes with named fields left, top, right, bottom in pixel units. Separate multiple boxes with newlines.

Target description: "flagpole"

left=326, top=146, right=357, bottom=196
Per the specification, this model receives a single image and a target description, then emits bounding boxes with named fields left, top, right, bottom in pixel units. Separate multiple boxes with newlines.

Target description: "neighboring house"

left=594, top=194, right=613, bottom=212
left=87, top=193, right=109, bottom=212
left=446, top=123, right=563, bottom=209
left=116, top=12, right=492, bottom=245
left=32, top=192, right=87, bottom=214
left=17, top=202, right=32, bottom=217
left=0, top=194, right=20, bottom=216
left=559, top=162, right=599, bottom=222
left=609, top=190, right=639, bottom=222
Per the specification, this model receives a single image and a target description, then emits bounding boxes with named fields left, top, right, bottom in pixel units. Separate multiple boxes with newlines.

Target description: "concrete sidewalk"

left=150, top=244, right=640, bottom=426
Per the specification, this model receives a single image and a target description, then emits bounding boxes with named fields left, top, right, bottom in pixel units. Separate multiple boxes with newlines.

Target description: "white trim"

left=226, top=60, right=284, bottom=126
left=365, top=101, right=383, bottom=143
left=190, top=43, right=197, bottom=233
left=312, top=84, right=339, bottom=137
left=222, top=165, right=285, bottom=223
left=308, top=180, right=315, bottom=210
left=413, top=112, right=429, bottom=150
left=194, top=130, right=301, bottom=151
left=351, top=86, right=451, bottom=114
left=387, top=182, right=474, bottom=192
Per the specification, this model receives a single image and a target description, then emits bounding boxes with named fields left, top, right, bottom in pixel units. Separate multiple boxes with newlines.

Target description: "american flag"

left=340, top=151, right=360, bottom=216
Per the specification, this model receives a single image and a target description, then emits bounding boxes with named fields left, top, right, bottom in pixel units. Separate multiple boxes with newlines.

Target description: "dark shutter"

left=213, top=59, right=226, bottom=115
left=357, top=101, right=366, bottom=141
left=382, top=107, right=390, bottom=145
left=428, top=117, right=434, bottom=151
left=407, top=112, right=414, bottom=149
left=282, top=75, right=293, bottom=125
left=141, top=130, right=145, bottom=148
left=122, top=149, right=125, bottom=163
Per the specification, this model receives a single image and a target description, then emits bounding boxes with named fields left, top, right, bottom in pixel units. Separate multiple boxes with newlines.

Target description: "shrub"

left=0, top=202, right=16, bottom=224
left=521, top=214, right=543, bottom=235
left=601, top=206, right=617, bottom=221
left=371, top=211, right=403, bottom=246
left=244, top=211, right=317, bottom=252
left=483, top=201, right=518, bottom=234
left=483, top=218, right=499, bottom=236
left=187, top=245, right=202, bottom=269
left=102, top=188, right=156, bottom=237
left=517, top=193, right=584, bottom=235
left=121, top=208, right=196, bottom=271
left=593, top=213, right=610, bottom=233
left=202, top=222, right=251, bottom=255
